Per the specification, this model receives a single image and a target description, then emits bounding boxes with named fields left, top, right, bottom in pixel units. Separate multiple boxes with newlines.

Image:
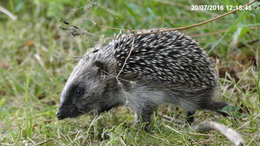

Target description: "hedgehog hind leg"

left=184, top=101, right=228, bottom=124
left=200, top=100, right=228, bottom=116
left=194, top=87, right=229, bottom=116
left=209, top=101, right=228, bottom=116
left=178, top=99, right=198, bottom=124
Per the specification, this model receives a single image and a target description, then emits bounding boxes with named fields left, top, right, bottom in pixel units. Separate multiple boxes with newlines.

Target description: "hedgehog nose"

left=56, top=111, right=64, bottom=120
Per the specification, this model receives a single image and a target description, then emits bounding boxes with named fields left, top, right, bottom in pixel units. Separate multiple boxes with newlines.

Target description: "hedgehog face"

left=56, top=57, right=119, bottom=120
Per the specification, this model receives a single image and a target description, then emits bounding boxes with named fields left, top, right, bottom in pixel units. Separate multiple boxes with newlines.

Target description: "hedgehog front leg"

left=135, top=103, right=155, bottom=124
left=186, top=111, right=195, bottom=124
left=133, top=103, right=156, bottom=131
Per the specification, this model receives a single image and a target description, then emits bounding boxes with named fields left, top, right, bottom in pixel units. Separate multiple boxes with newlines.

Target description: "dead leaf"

left=0, top=61, right=10, bottom=70
left=16, top=58, right=23, bottom=65
left=44, top=120, right=52, bottom=124
left=0, top=90, right=6, bottom=96
left=209, top=52, right=218, bottom=60
left=53, top=32, right=60, bottom=40
left=218, top=67, right=239, bottom=82
left=37, top=93, right=46, bottom=100
left=33, top=124, right=38, bottom=129
left=235, top=53, right=256, bottom=68
left=235, top=52, right=246, bottom=62
left=44, top=100, right=56, bottom=105
left=26, top=40, right=35, bottom=48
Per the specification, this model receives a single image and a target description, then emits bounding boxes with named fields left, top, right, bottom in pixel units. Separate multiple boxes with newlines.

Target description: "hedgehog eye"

left=74, top=87, right=84, bottom=96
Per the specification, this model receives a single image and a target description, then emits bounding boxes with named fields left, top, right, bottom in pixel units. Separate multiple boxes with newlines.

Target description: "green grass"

left=0, top=0, right=259, bottom=145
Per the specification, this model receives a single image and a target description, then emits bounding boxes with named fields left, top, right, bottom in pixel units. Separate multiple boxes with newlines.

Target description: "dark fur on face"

left=56, top=54, right=121, bottom=120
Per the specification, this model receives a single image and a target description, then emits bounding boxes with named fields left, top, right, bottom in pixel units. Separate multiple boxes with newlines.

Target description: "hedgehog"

left=56, top=29, right=228, bottom=125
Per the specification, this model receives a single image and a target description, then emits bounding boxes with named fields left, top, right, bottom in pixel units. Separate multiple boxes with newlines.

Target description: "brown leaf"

left=44, top=120, right=52, bottom=124
left=0, top=61, right=10, bottom=70
left=218, top=67, right=239, bottom=82
left=16, top=58, right=23, bottom=65
left=53, top=33, right=60, bottom=40
left=0, top=90, right=6, bottom=96
left=25, top=40, right=35, bottom=48
left=33, top=124, right=38, bottom=129
left=44, top=100, right=56, bottom=105
left=37, top=93, right=46, bottom=100
left=235, top=52, right=246, bottom=62
left=246, top=55, right=256, bottom=67
left=235, top=53, right=256, bottom=68
left=209, top=52, right=218, bottom=60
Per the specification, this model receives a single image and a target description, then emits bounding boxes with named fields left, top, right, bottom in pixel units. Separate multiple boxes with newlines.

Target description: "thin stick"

left=194, top=121, right=244, bottom=146
left=190, top=26, right=260, bottom=38
left=116, top=38, right=135, bottom=78
left=0, top=6, right=17, bottom=21
left=114, top=38, right=136, bottom=105
left=130, top=0, right=258, bottom=36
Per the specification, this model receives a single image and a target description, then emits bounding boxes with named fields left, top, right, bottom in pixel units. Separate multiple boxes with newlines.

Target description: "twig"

left=0, top=5, right=17, bottom=21
left=129, top=0, right=258, bottom=36
left=116, top=38, right=135, bottom=78
left=113, top=38, right=136, bottom=107
left=194, top=121, right=244, bottom=146
left=190, top=26, right=260, bottom=38
left=115, top=77, right=130, bottom=106
left=59, top=19, right=110, bottom=40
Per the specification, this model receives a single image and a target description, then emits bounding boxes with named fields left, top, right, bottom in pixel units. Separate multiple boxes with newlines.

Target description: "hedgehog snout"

left=56, top=110, right=64, bottom=120
left=56, top=107, right=67, bottom=120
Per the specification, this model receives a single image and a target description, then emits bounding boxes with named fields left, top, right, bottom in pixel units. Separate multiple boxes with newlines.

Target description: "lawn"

left=0, top=0, right=259, bottom=145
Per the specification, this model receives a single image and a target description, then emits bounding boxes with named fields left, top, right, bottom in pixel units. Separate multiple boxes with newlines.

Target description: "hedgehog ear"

left=93, top=60, right=108, bottom=74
